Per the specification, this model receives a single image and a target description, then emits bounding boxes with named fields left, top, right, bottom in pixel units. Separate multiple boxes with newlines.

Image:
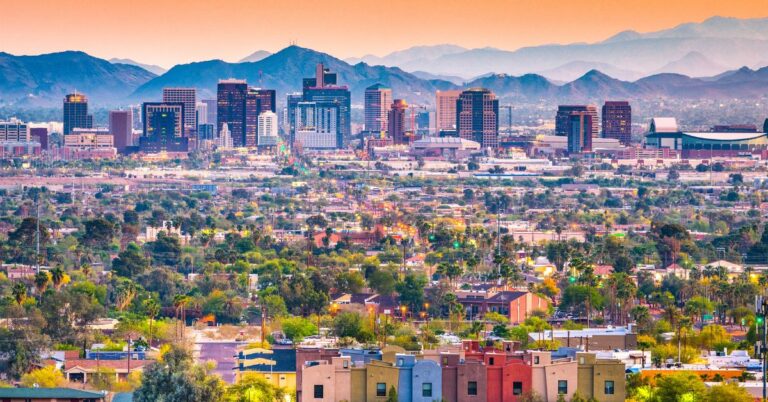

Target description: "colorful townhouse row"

left=236, top=340, right=626, bottom=402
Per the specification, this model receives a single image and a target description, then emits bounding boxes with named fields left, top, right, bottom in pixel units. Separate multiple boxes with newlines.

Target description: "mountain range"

left=0, top=51, right=156, bottom=107
left=109, top=58, right=167, bottom=75
left=3, top=16, right=768, bottom=108
left=351, top=16, right=768, bottom=80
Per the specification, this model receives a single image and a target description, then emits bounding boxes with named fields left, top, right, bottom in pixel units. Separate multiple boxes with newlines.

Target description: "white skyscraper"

left=218, top=123, right=233, bottom=149
left=196, top=102, right=208, bottom=125
left=257, top=111, right=278, bottom=147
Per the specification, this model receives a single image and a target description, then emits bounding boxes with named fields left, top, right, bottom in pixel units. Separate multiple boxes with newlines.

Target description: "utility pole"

left=755, top=295, right=767, bottom=402
left=36, top=200, right=40, bottom=273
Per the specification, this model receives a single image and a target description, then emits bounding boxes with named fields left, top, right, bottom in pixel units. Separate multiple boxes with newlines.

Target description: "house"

left=350, top=359, right=400, bottom=402
left=0, top=388, right=106, bottom=402
left=576, top=352, right=626, bottom=402
left=528, top=350, right=578, bottom=402
left=63, top=359, right=151, bottom=383
left=394, top=354, right=442, bottom=402
left=301, top=356, right=352, bottom=402
left=235, top=346, right=296, bottom=390
left=455, top=290, right=550, bottom=324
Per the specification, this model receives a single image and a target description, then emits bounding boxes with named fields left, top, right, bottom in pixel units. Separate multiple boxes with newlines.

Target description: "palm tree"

left=173, top=294, right=191, bottom=340
left=12, top=282, right=27, bottom=305
left=33, top=271, right=50, bottom=296
left=143, top=299, right=160, bottom=346
left=50, top=267, right=65, bottom=290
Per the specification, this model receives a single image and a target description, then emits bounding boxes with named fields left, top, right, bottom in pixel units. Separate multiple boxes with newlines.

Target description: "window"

left=468, top=381, right=478, bottom=395
left=376, top=383, right=386, bottom=397
left=605, top=380, right=615, bottom=395
left=534, top=356, right=540, bottom=364
left=489, top=357, right=495, bottom=366
left=558, top=380, right=568, bottom=395
left=398, top=358, right=404, bottom=366
left=313, top=385, right=324, bottom=399
left=513, top=381, right=523, bottom=395
left=342, top=360, right=349, bottom=369
left=422, top=382, right=433, bottom=397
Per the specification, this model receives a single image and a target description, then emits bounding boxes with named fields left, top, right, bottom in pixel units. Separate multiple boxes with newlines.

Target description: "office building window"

left=558, top=380, right=568, bottom=395
left=314, top=385, right=324, bottom=398
left=513, top=381, right=523, bottom=395
left=468, top=381, right=478, bottom=395
left=376, top=383, right=386, bottom=397
left=605, top=380, right=615, bottom=395
left=422, top=382, right=433, bottom=397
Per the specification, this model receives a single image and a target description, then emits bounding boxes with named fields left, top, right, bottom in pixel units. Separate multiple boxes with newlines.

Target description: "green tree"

left=280, top=316, right=317, bottom=342
left=368, top=269, right=397, bottom=295
left=703, top=382, right=753, bottom=402
left=134, top=345, right=225, bottom=402
left=654, top=372, right=706, bottom=402
left=333, top=312, right=363, bottom=339
left=386, top=385, right=398, bottom=402
left=396, top=273, right=428, bottom=311
left=81, top=218, right=116, bottom=249
left=112, top=243, right=150, bottom=278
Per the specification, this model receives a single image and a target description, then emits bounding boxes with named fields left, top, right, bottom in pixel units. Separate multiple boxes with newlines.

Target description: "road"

left=196, top=341, right=245, bottom=384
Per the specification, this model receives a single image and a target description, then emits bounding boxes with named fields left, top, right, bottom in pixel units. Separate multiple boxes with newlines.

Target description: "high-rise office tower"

left=162, top=88, right=196, bottom=136
left=63, top=93, right=93, bottom=135
left=294, top=101, right=340, bottom=149
left=257, top=111, right=279, bottom=147
left=286, top=93, right=303, bottom=145
left=364, top=84, right=392, bottom=134
left=555, top=105, right=598, bottom=137
left=140, top=102, right=187, bottom=153
left=602, top=101, right=632, bottom=145
left=30, top=127, right=48, bottom=150
left=246, top=88, right=276, bottom=147
left=201, top=99, right=217, bottom=128
left=567, top=111, right=594, bottom=153
left=109, top=110, right=133, bottom=153
left=302, top=64, right=350, bottom=148
left=388, top=99, right=410, bottom=144
left=196, top=102, right=208, bottom=125
left=217, top=79, right=248, bottom=147
left=436, top=90, right=461, bottom=134
left=456, top=88, right=499, bottom=148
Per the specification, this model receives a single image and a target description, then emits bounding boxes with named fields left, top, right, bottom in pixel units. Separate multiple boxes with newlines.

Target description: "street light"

left=400, top=305, right=407, bottom=322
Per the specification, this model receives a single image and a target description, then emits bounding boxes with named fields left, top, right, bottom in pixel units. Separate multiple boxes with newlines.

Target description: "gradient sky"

left=2, top=0, right=766, bottom=67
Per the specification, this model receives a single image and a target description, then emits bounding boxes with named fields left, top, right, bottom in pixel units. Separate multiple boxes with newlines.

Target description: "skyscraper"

left=567, top=111, right=594, bottom=153
left=196, top=102, right=208, bottom=125
left=163, top=88, right=197, bottom=135
left=388, top=99, right=410, bottom=145
left=555, top=105, right=598, bottom=137
left=602, top=101, right=632, bottom=145
left=257, top=111, right=279, bottom=147
left=63, top=93, right=93, bottom=135
left=364, top=84, right=392, bottom=134
left=435, top=90, right=461, bottom=134
left=109, top=110, right=133, bottom=153
left=246, top=88, right=276, bottom=147
left=294, top=101, right=340, bottom=149
left=302, top=64, right=350, bottom=148
left=456, top=88, right=499, bottom=148
left=202, top=99, right=217, bottom=128
left=286, top=93, right=303, bottom=145
left=217, top=79, right=247, bottom=147
left=140, top=102, right=187, bottom=153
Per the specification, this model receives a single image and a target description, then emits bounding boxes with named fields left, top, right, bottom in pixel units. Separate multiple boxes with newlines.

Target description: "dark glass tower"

left=456, top=88, right=499, bottom=148
left=217, top=79, right=248, bottom=147
left=63, top=93, right=93, bottom=135
left=602, top=101, right=632, bottom=145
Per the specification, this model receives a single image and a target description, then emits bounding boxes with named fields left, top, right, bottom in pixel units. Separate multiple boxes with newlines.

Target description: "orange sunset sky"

left=1, top=0, right=766, bottom=67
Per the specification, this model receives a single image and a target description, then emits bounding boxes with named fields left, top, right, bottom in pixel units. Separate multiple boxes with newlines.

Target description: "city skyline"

left=1, top=0, right=765, bottom=67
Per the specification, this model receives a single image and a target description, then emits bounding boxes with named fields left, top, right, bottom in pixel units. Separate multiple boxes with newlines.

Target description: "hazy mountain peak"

left=109, top=58, right=167, bottom=75
left=239, top=50, right=272, bottom=63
